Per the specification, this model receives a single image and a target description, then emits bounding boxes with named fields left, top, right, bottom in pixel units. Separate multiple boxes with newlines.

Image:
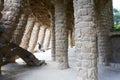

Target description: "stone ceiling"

left=29, top=0, right=54, bottom=27
left=29, top=0, right=74, bottom=29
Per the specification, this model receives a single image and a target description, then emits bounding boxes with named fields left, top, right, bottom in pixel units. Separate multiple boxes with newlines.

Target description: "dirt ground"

left=1, top=48, right=120, bottom=80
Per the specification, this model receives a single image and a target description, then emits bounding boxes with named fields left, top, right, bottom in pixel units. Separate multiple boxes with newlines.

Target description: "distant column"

left=43, top=28, right=51, bottom=50
left=37, top=25, right=47, bottom=48
left=12, top=14, right=29, bottom=44
left=20, top=15, right=35, bottom=49
left=68, top=30, right=73, bottom=48
left=27, top=22, right=40, bottom=53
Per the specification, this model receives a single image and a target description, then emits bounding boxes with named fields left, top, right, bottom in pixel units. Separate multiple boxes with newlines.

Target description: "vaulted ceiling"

left=29, top=0, right=74, bottom=29
left=29, top=0, right=54, bottom=27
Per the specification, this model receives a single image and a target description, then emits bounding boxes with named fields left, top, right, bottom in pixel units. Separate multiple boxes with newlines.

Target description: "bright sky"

left=113, top=0, right=120, bottom=10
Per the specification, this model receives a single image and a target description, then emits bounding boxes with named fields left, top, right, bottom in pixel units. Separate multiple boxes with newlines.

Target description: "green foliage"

left=114, top=13, right=120, bottom=25
left=114, top=25, right=120, bottom=30
left=113, top=8, right=119, bottom=13
left=113, top=8, right=120, bottom=30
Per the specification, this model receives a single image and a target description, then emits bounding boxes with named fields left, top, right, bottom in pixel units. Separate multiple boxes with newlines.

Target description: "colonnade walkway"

left=0, top=48, right=120, bottom=80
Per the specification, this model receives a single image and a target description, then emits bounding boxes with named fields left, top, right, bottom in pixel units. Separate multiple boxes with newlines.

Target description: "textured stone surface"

left=29, top=0, right=53, bottom=27
left=12, top=14, right=28, bottom=44
left=68, top=30, right=73, bottom=48
left=43, top=28, right=51, bottom=50
left=97, top=0, right=113, bottom=65
left=37, top=25, right=47, bottom=48
left=20, top=15, right=35, bottom=49
left=51, top=8, right=56, bottom=61
left=55, top=0, right=69, bottom=69
left=73, top=0, right=98, bottom=80
left=11, top=0, right=30, bottom=44
left=110, top=32, right=120, bottom=63
left=0, top=42, right=44, bottom=66
left=27, top=22, right=40, bottom=53
left=0, top=0, right=23, bottom=42
left=72, top=30, right=75, bottom=46
left=0, top=0, right=3, bottom=19
left=0, top=0, right=116, bottom=79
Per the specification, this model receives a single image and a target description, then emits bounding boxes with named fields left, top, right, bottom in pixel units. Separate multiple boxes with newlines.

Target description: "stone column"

left=0, top=0, right=4, bottom=74
left=66, top=0, right=74, bottom=48
left=73, top=0, right=98, bottom=80
left=37, top=25, right=47, bottom=48
left=55, top=0, right=69, bottom=69
left=20, top=15, right=35, bottom=49
left=12, top=14, right=29, bottom=44
left=97, top=0, right=114, bottom=65
left=0, top=0, right=3, bottom=18
left=10, top=14, right=29, bottom=62
left=51, top=8, right=56, bottom=61
left=43, top=28, right=51, bottom=50
left=0, top=0, right=23, bottom=42
left=27, top=22, right=40, bottom=53
left=11, top=0, right=30, bottom=45
left=68, top=30, right=73, bottom=48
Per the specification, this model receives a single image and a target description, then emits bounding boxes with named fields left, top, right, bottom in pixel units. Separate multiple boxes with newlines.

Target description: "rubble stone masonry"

left=73, top=0, right=98, bottom=80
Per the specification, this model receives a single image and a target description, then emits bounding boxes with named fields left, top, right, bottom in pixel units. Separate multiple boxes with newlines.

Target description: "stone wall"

left=110, top=32, right=120, bottom=63
left=97, top=0, right=114, bottom=65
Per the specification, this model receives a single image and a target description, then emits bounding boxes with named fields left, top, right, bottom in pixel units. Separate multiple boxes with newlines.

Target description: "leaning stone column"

left=27, top=22, right=40, bottom=53
left=0, top=0, right=23, bottom=42
left=43, top=28, right=51, bottom=50
left=73, top=0, right=98, bottom=80
left=11, top=0, right=30, bottom=45
left=12, top=14, right=29, bottom=44
left=20, top=14, right=35, bottom=49
left=97, top=0, right=114, bottom=65
left=37, top=25, right=47, bottom=47
left=10, top=14, right=29, bottom=62
left=55, top=0, right=69, bottom=69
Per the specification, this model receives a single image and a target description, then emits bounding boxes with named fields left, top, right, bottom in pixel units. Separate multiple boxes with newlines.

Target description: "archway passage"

left=0, top=0, right=120, bottom=80
left=0, top=0, right=49, bottom=73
